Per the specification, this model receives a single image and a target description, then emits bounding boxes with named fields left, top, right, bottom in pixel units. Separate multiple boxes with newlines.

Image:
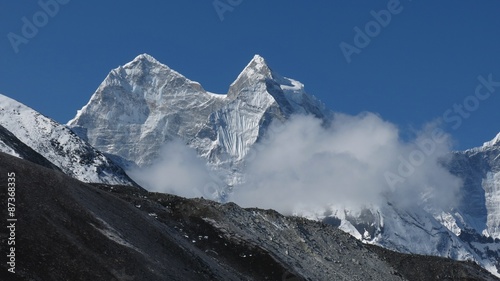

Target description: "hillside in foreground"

left=0, top=152, right=497, bottom=281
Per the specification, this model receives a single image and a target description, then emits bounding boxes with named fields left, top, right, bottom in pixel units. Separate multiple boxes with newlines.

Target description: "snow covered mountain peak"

left=126, top=53, right=163, bottom=67
left=483, top=132, right=500, bottom=148
left=251, top=53, right=266, bottom=63
left=227, top=54, right=272, bottom=99
left=108, top=53, right=206, bottom=96
left=226, top=55, right=327, bottom=118
left=68, top=54, right=224, bottom=167
left=69, top=53, right=330, bottom=180
left=243, top=54, right=269, bottom=73
left=247, top=54, right=270, bottom=72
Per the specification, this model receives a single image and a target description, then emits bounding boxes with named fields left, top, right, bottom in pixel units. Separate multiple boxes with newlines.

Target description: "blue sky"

left=1, top=0, right=499, bottom=150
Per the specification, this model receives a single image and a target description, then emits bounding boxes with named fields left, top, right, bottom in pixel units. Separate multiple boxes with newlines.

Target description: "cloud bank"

left=127, top=139, right=215, bottom=198
left=231, top=113, right=462, bottom=214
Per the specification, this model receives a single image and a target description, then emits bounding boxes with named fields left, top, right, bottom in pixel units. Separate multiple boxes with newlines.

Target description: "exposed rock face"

left=451, top=134, right=500, bottom=240
left=444, top=136, right=500, bottom=274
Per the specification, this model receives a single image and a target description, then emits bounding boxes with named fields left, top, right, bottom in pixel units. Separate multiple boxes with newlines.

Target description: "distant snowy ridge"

left=0, top=94, right=135, bottom=185
left=457, top=132, right=500, bottom=239
left=484, top=132, right=500, bottom=148
left=442, top=134, right=500, bottom=276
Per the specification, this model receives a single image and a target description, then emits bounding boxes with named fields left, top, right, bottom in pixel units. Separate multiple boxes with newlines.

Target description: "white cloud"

left=231, top=113, right=462, bottom=214
left=127, top=139, right=215, bottom=198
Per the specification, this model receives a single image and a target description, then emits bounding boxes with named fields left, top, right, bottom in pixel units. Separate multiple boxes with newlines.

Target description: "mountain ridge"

left=0, top=93, right=135, bottom=186
left=68, top=53, right=330, bottom=186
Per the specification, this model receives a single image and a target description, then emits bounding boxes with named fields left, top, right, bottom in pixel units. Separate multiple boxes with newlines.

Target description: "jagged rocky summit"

left=68, top=53, right=330, bottom=189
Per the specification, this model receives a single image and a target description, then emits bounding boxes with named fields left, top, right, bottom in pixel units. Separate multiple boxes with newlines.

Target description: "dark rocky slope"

left=0, top=152, right=497, bottom=280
